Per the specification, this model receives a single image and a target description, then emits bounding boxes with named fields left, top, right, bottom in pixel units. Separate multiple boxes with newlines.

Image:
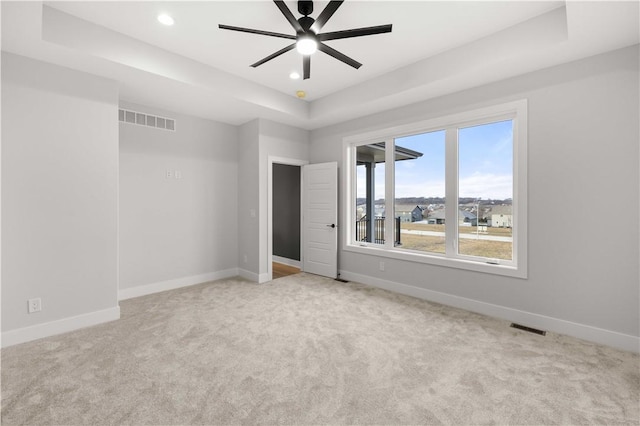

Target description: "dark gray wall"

left=273, top=164, right=301, bottom=261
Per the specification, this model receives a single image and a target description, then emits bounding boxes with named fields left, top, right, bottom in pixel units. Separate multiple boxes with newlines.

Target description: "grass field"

left=401, top=222, right=513, bottom=237
left=398, top=223, right=513, bottom=260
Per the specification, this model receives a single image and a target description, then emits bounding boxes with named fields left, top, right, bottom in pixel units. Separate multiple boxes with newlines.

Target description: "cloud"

left=459, top=173, right=512, bottom=199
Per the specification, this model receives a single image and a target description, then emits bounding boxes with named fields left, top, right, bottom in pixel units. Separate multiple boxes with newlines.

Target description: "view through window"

left=355, top=142, right=386, bottom=245
left=394, top=130, right=446, bottom=254
left=348, top=100, right=526, bottom=276
left=457, top=120, right=513, bottom=261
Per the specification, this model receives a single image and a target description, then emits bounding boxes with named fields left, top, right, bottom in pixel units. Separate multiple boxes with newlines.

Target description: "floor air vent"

left=510, top=323, right=546, bottom=336
left=118, top=109, right=175, bottom=131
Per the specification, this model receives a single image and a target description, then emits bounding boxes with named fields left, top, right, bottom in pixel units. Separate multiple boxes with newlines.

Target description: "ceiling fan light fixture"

left=219, top=1, right=393, bottom=79
left=296, top=36, right=318, bottom=55
left=157, top=14, right=175, bottom=26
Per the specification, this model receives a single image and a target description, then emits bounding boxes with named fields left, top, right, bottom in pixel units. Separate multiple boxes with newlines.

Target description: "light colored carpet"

left=2, top=273, right=638, bottom=425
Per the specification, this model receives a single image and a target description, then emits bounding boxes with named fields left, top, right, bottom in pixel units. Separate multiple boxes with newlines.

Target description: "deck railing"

left=356, top=217, right=401, bottom=245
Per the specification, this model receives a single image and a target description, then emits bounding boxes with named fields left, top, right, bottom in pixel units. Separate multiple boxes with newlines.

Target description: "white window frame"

left=343, top=100, right=527, bottom=278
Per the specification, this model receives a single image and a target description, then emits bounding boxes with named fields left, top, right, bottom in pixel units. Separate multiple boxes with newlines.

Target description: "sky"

left=357, top=120, right=513, bottom=201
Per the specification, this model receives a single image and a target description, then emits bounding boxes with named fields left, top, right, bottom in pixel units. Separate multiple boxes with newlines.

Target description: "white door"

left=302, top=162, right=338, bottom=278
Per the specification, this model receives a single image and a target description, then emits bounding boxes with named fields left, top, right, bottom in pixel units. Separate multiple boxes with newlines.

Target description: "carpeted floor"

left=2, top=273, right=639, bottom=425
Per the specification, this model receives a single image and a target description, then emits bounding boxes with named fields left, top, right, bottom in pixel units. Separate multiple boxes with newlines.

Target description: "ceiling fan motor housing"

left=298, top=16, right=315, bottom=33
left=298, top=1, right=313, bottom=16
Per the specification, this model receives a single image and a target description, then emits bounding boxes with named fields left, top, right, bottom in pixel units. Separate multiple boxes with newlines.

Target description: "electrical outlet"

left=243, top=254, right=248, bottom=263
left=166, top=170, right=172, bottom=179
left=379, top=261, right=385, bottom=271
left=28, top=298, right=42, bottom=313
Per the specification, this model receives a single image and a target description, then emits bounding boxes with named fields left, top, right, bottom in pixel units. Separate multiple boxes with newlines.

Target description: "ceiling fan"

left=219, top=0, right=392, bottom=80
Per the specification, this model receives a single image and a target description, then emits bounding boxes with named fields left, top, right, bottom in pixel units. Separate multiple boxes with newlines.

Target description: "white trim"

left=385, top=139, right=395, bottom=249
left=273, top=255, right=301, bottom=268
left=342, top=99, right=527, bottom=279
left=339, top=270, right=639, bottom=353
left=344, top=244, right=522, bottom=278
left=445, top=127, right=458, bottom=256
left=258, top=272, right=270, bottom=284
left=1, top=306, right=121, bottom=348
left=238, top=268, right=259, bottom=282
left=118, top=269, right=239, bottom=300
left=267, top=156, right=308, bottom=282
left=343, top=101, right=524, bottom=146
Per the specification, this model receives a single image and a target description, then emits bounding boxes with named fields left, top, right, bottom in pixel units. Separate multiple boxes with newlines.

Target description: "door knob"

left=326, top=224, right=336, bottom=228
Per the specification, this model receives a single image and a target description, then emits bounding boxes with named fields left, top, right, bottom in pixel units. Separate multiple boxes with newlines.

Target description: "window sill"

left=344, top=243, right=527, bottom=279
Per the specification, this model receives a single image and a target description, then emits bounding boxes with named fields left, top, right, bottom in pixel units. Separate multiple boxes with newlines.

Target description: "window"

left=344, top=100, right=527, bottom=278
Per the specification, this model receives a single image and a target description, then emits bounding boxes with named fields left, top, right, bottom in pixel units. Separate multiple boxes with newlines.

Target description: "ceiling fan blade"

left=318, top=43, right=362, bottom=69
left=251, top=44, right=296, bottom=67
left=303, top=56, right=310, bottom=80
left=310, top=1, right=344, bottom=34
left=273, top=1, right=303, bottom=33
left=219, top=24, right=296, bottom=40
left=318, top=24, right=392, bottom=42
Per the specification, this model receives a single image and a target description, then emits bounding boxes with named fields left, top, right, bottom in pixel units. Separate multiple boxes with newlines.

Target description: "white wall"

left=310, top=46, right=640, bottom=351
left=1, top=53, right=120, bottom=345
left=236, top=119, right=310, bottom=282
left=237, top=120, right=260, bottom=280
left=118, top=102, right=239, bottom=299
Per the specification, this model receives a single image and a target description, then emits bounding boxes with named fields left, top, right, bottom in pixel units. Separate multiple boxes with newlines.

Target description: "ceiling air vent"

left=118, top=108, right=175, bottom=132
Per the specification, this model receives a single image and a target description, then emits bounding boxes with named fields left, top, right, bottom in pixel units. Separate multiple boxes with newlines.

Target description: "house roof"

left=490, top=205, right=513, bottom=216
left=428, top=209, right=476, bottom=220
left=356, top=142, right=423, bottom=164
left=2, top=2, right=637, bottom=129
left=395, top=205, right=423, bottom=213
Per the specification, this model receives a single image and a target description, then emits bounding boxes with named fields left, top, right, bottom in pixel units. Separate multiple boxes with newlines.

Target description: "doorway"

left=272, top=162, right=302, bottom=279
left=267, top=156, right=308, bottom=282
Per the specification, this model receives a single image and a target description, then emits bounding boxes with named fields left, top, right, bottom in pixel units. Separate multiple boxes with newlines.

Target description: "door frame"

left=267, top=156, right=308, bottom=282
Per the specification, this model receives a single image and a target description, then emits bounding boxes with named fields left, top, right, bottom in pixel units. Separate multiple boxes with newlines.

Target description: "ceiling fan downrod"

left=298, top=1, right=315, bottom=32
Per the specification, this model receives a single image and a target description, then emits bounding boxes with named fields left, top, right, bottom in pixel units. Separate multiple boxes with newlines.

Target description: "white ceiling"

left=2, top=1, right=639, bottom=129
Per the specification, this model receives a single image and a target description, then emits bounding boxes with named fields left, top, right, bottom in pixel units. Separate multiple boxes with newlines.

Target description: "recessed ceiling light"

left=289, top=72, right=300, bottom=80
left=296, top=90, right=306, bottom=99
left=157, top=14, right=175, bottom=26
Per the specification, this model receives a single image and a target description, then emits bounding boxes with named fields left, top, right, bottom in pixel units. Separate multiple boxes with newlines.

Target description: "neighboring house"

left=426, top=209, right=476, bottom=225
left=395, top=205, right=424, bottom=223
left=490, top=205, right=513, bottom=228
left=459, top=210, right=477, bottom=226
left=427, top=209, right=446, bottom=224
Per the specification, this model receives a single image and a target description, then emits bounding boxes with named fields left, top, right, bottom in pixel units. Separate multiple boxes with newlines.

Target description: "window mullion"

left=349, top=145, right=357, bottom=245
left=444, top=128, right=458, bottom=257
left=385, top=138, right=395, bottom=249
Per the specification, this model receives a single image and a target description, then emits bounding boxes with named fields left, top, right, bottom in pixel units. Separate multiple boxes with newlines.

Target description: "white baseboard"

left=238, top=268, right=271, bottom=284
left=339, top=270, right=640, bottom=353
left=258, top=272, right=270, bottom=284
left=238, top=268, right=259, bottom=282
left=273, top=256, right=301, bottom=268
left=1, top=306, right=120, bottom=348
left=119, top=268, right=239, bottom=300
